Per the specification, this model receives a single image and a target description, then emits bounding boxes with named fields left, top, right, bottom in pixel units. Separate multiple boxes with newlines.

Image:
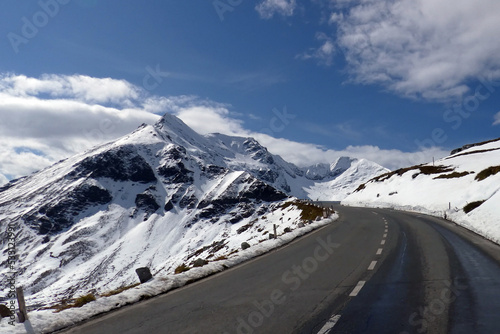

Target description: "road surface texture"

left=59, top=205, right=500, bottom=334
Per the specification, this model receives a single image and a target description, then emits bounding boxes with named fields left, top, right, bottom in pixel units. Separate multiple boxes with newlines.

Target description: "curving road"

left=59, top=205, right=500, bottom=334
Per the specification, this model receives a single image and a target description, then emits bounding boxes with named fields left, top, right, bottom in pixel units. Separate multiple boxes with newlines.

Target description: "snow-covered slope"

left=0, top=113, right=384, bottom=312
left=343, top=138, right=500, bottom=243
left=207, top=133, right=388, bottom=200
left=302, top=158, right=389, bottom=201
left=0, top=114, right=296, bottom=308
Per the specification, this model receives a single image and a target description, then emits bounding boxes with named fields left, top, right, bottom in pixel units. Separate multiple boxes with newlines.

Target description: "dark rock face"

left=163, top=145, right=186, bottom=160
left=255, top=168, right=279, bottom=183
left=164, top=200, right=174, bottom=211
left=25, top=184, right=112, bottom=235
left=195, top=176, right=286, bottom=222
left=73, top=146, right=156, bottom=183
left=244, top=180, right=287, bottom=202
left=157, top=162, right=193, bottom=184
left=202, top=165, right=227, bottom=178
left=229, top=203, right=254, bottom=224
left=157, top=146, right=195, bottom=184
left=179, top=193, right=198, bottom=209
left=243, top=138, right=275, bottom=165
left=135, top=193, right=160, bottom=214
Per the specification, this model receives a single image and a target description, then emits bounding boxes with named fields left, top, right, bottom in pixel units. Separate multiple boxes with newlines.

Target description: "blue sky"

left=1, top=0, right=500, bottom=182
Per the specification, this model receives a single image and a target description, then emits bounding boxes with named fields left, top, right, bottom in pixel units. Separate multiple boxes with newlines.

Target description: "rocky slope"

left=0, top=113, right=385, bottom=307
left=207, top=133, right=389, bottom=200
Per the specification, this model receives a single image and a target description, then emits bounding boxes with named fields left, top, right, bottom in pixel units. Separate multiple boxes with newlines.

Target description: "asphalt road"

left=59, top=205, right=500, bottom=334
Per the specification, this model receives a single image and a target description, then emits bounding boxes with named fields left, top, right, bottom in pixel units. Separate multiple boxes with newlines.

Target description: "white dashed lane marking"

left=316, top=216, right=389, bottom=333
left=317, top=315, right=342, bottom=334
left=349, top=280, right=366, bottom=297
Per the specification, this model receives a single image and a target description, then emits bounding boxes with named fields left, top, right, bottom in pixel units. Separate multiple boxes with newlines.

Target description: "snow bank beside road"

left=0, top=215, right=337, bottom=334
left=343, top=139, right=500, bottom=244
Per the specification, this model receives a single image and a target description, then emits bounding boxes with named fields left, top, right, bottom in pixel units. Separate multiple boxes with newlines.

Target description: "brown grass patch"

left=280, top=201, right=324, bottom=221
left=174, top=263, right=190, bottom=274
left=475, top=166, right=500, bottom=181
left=53, top=294, right=96, bottom=312
left=463, top=201, right=486, bottom=214
left=434, top=171, right=473, bottom=179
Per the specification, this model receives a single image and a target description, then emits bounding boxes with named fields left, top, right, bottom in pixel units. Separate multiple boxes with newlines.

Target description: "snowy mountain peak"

left=302, top=157, right=357, bottom=181
left=206, top=133, right=275, bottom=164
left=303, top=163, right=331, bottom=180
left=331, top=156, right=355, bottom=175
left=153, top=112, right=210, bottom=151
left=0, top=112, right=387, bottom=309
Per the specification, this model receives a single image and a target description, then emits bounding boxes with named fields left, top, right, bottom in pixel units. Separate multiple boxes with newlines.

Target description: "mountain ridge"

left=0, top=113, right=386, bottom=307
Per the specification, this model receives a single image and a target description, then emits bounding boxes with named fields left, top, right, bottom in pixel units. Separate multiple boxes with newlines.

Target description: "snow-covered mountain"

left=207, top=133, right=389, bottom=200
left=343, top=138, right=500, bottom=243
left=302, top=158, right=390, bottom=201
left=0, top=113, right=385, bottom=308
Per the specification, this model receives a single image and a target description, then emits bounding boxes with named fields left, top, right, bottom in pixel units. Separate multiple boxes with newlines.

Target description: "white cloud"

left=0, top=173, right=9, bottom=186
left=248, top=114, right=262, bottom=121
left=297, top=32, right=336, bottom=66
left=172, top=101, right=448, bottom=170
left=328, top=12, right=343, bottom=24
left=494, top=111, right=500, bottom=125
left=175, top=106, right=246, bottom=137
left=252, top=135, right=447, bottom=170
left=330, top=0, right=500, bottom=101
left=256, top=0, right=297, bottom=19
left=0, top=73, right=160, bottom=181
left=0, top=73, right=447, bottom=183
left=0, top=73, right=140, bottom=105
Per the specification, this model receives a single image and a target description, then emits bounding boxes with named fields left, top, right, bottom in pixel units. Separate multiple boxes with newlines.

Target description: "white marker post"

left=16, top=287, right=28, bottom=323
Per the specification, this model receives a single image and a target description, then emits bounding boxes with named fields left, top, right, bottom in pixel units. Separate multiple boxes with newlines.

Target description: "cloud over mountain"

left=0, top=73, right=448, bottom=184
